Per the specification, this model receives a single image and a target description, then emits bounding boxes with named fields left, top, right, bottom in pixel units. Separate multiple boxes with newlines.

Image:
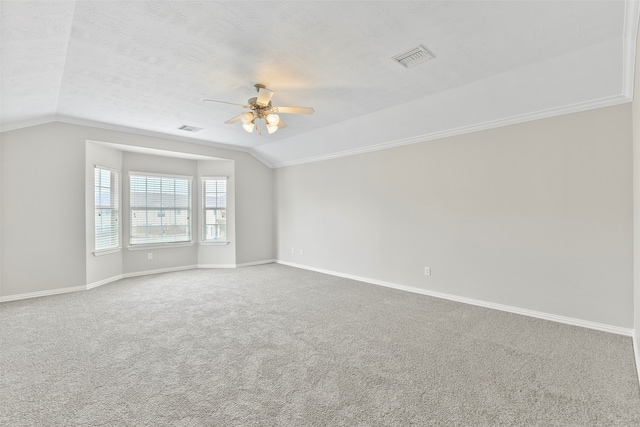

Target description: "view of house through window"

left=94, top=166, right=120, bottom=251
left=203, top=177, right=227, bottom=241
left=129, top=173, right=192, bottom=245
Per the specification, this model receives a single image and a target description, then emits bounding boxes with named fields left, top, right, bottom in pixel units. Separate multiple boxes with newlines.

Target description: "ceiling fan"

left=204, top=84, right=314, bottom=135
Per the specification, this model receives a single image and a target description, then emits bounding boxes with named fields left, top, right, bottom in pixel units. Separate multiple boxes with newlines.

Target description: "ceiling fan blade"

left=256, top=88, right=274, bottom=106
left=277, top=119, right=287, bottom=129
left=203, top=99, right=249, bottom=108
left=271, top=106, right=314, bottom=114
left=225, top=114, right=244, bottom=124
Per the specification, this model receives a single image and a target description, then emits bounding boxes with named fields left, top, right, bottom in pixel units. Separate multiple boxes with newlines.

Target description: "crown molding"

left=270, top=93, right=631, bottom=169
left=0, top=115, right=61, bottom=133
left=244, top=148, right=275, bottom=168
left=2, top=92, right=631, bottom=172
left=54, top=114, right=251, bottom=152
left=1, top=114, right=275, bottom=168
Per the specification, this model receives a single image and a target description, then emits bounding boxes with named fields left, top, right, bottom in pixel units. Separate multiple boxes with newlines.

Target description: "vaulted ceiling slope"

left=1, top=1, right=638, bottom=167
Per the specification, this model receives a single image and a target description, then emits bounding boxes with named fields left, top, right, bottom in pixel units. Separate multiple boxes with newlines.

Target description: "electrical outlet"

left=300, top=249, right=304, bottom=255
left=291, top=247, right=295, bottom=254
left=148, top=253, right=153, bottom=260
left=424, top=267, right=431, bottom=276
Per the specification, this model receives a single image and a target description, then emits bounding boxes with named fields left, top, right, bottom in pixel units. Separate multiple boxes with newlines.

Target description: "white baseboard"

left=0, top=285, right=87, bottom=302
left=198, top=264, right=236, bottom=268
left=634, top=332, right=640, bottom=389
left=86, top=274, right=124, bottom=290
left=1, top=266, right=195, bottom=302
left=198, top=260, right=275, bottom=269
left=2, top=276, right=125, bottom=302
left=122, top=265, right=198, bottom=278
left=276, top=260, right=634, bottom=337
left=1, top=261, right=278, bottom=303
left=5, top=260, right=635, bottom=346
left=236, top=259, right=275, bottom=268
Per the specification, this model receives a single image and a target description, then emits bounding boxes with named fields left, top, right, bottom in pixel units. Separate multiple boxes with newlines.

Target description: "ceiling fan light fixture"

left=242, top=122, right=255, bottom=133
left=266, top=124, right=279, bottom=134
left=240, top=112, right=254, bottom=124
left=266, top=113, right=280, bottom=126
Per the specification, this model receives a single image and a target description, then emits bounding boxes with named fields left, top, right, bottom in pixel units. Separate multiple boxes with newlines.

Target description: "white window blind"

left=95, top=166, right=119, bottom=251
left=129, top=173, right=192, bottom=245
left=203, top=177, right=227, bottom=241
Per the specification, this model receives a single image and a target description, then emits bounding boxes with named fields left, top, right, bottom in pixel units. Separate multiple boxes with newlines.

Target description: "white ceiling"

left=1, top=1, right=638, bottom=167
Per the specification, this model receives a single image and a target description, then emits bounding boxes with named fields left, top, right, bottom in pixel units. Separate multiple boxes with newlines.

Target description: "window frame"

left=201, top=176, right=228, bottom=243
left=94, top=165, right=120, bottom=254
left=128, top=171, right=193, bottom=248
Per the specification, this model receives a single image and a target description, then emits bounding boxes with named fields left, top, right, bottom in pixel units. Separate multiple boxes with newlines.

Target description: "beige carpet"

left=1, top=264, right=639, bottom=426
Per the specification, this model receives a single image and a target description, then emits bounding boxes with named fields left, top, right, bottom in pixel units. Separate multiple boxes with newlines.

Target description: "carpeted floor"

left=1, top=263, right=639, bottom=426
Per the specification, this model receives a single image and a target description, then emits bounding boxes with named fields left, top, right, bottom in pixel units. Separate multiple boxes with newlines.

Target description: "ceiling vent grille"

left=178, top=125, right=202, bottom=132
left=392, top=45, right=434, bottom=68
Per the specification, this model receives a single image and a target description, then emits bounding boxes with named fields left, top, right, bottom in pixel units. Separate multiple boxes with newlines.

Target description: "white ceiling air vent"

left=392, top=45, right=434, bottom=68
left=178, top=125, right=202, bottom=132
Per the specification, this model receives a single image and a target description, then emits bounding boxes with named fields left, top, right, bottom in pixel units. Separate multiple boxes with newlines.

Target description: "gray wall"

left=234, top=154, right=274, bottom=265
left=197, top=159, right=236, bottom=267
left=275, top=104, right=634, bottom=328
left=0, top=128, right=3, bottom=294
left=1, top=124, right=87, bottom=295
left=1, top=122, right=274, bottom=297
left=633, top=31, right=640, bottom=370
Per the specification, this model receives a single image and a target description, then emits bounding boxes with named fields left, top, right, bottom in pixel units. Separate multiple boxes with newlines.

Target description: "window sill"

left=93, top=248, right=121, bottom=257
left=200, top=241, right=230, bottom=246
left=127, top=242, right=193, bottom=251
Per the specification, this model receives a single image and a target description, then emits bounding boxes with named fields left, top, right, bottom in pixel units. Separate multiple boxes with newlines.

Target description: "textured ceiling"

left=1, top=1, right=637, bottom=166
